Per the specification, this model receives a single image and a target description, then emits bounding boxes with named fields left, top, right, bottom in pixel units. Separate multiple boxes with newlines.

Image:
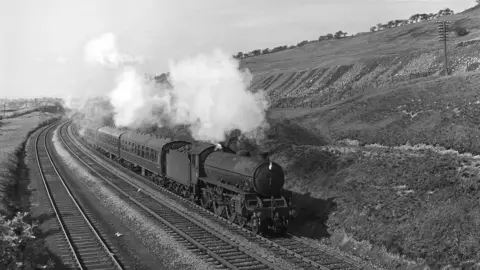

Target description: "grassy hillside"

left=271, top=71, right=480, bottom=155
left=242, top=5, right=480, bottom=108
left=258, top=76, right=480, bottom=267
left=237, top=4, right=480, bottom=269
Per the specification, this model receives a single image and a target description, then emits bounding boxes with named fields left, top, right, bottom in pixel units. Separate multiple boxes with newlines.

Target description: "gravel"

left=66, top=124, right=299, bottom=270
left=52, top=126, right=212, bottom=270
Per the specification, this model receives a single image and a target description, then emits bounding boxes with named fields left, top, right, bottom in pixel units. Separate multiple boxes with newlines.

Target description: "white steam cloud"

left=83, top=32, right=269, bottom=143
left=84, top=32, right=143, bottom=68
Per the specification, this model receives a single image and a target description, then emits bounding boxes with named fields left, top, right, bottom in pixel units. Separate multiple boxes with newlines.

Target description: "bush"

left=454, top=26, right=469, bottom=36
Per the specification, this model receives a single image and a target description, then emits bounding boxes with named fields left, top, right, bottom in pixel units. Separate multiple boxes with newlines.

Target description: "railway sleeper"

left=209, top=247, right=237, bottom=253
left=221, top=254, right=247, bottom=260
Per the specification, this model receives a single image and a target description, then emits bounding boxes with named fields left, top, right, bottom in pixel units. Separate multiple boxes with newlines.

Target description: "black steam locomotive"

left=73, top=119, right=295, bottom=234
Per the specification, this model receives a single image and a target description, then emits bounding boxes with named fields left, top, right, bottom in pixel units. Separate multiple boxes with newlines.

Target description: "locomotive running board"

left=197, top=177, right=247, bottom=195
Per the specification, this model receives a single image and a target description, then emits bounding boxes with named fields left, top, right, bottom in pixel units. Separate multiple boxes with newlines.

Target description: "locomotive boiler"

left=73, top=120, right=295, bottom=234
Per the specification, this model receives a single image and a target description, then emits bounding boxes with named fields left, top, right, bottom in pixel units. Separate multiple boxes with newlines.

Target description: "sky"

left=0, top=0, right=475, bottom=99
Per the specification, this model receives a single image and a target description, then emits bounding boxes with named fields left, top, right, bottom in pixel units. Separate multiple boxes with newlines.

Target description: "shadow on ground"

left=287, top=191, right=337, bottom=239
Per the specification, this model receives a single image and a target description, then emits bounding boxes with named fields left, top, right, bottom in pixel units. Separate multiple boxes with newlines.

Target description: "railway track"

left=63, top=121, right=371, bottom=270
left=35, top=123, right=125, bottom=270
left=57, top=122, right=277, bottom=270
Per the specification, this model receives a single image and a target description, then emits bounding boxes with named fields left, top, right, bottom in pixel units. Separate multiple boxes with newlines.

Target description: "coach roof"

left=120, top=131, right=152, bottom=145
left=97, top=126, right=126, bottom=138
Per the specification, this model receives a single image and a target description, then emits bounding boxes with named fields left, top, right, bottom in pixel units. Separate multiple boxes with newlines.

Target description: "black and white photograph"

left=1, top=0, right=479, bottom=269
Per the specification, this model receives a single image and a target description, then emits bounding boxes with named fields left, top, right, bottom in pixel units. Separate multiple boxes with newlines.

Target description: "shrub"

left=454, top=26, right=469, bottom=36
left=1, top=212, right=36, bottom=268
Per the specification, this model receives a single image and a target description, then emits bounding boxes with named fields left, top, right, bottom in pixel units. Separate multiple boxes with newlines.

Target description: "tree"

left=386, top=20, right=396, bottom=28
left=235, top=52, right=243, bottom=59
left=326, top=33, right=334, bottom=39
left=370, top=26, right=377, bottom=32
left=409, top=14, right=420, bottom=23
left=334, top=31, right=344, bottom=39
left=262, top=48, right=270, bottom=54
left=439, top=8, right=454, bottom=15
left=297, top=40, right=308, bottom=47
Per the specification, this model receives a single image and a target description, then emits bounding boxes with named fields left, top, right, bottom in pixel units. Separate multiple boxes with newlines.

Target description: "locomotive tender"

left=73, top=119, right=295, bottom=234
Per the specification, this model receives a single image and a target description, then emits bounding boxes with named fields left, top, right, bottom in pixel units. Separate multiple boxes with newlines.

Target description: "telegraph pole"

left=437, top=20, right=450, bottom=76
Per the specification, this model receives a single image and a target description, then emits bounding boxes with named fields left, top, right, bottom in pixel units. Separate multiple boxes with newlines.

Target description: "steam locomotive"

left=72, top=119, right=296, bottom=234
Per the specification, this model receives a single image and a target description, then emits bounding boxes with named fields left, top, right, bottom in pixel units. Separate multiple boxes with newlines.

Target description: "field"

left=0, top=112, right=58, bottom=160
left=235, top=3, right=480, bottom=270
left=0, top=111, right=62, bottom=268
left=242, top=5, right=480, bottom=109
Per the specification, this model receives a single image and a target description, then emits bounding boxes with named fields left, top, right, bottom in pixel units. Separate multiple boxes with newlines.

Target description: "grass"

left=258, top=123, right=480, bottom=269
left=241, top=6, right=480, bottom=76
left=0, top=112, right=62, bottom=269
left=259, top=71, right=480, bottom=269
left=278, top=72, right=480, bottom=155
left=241, top=5, right=480, bottom=108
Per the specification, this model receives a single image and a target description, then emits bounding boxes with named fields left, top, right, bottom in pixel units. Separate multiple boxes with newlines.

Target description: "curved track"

left=58, top=122, right=276, bottom=270
left=65, top=121, right=369, bottom=270
left=35, top=123, right=125, bottom=270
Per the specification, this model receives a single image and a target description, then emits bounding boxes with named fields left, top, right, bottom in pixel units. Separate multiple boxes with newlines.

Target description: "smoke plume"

left=83, top=33, right=269, bottom=143
left=84, top=32, right=143, bottom=68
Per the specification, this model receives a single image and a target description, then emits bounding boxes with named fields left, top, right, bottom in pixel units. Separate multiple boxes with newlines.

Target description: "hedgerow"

left=0, top=116, right=61, bottom=269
